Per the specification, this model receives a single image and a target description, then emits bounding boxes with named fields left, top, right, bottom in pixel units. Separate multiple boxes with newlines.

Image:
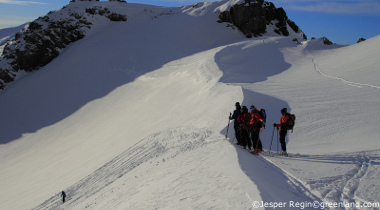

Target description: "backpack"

left=258, top=109, right=267, bottom=128
left=286, top=113, right=296, bottom=131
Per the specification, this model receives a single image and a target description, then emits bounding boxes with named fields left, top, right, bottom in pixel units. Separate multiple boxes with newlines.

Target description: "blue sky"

left=0, top=0, right=379, bottom=45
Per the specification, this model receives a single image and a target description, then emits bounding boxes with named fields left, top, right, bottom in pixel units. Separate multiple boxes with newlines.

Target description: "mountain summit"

left=0, top=0, right=305, bottom=90
left=217, top=0, right=306, bottom=38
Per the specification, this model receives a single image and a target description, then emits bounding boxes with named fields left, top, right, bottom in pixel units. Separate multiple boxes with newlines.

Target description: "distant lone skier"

left=274, top=108, right=289, bottom=155
left=61, top=191, right=66, bottom=203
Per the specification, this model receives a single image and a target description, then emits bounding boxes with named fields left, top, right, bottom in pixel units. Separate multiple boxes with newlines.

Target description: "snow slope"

left=0, top=24, right=27, bottom=45
left=0, top=0, right=379, bottom=209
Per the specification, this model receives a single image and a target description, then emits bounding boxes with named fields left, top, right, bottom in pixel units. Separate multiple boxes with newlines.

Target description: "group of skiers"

left=229, top=102, right=293, bottom=155
left=56, top=103, right=294, bottom=205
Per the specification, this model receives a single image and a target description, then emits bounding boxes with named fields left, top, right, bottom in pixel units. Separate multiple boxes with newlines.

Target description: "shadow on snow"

left=216, top=38, right=322, bottom=205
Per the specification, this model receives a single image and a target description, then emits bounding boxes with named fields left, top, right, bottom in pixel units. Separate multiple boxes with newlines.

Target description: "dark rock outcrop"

left=357, top=37, right=366, bottom=43
left=218, top=0, right=306, bottom=39
left=321, top=36, right=333, bottom=45
left=0, top=4, right=127, bottom=90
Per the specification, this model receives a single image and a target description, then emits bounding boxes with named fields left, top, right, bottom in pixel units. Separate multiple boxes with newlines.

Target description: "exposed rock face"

left=357, top=37, right=366, bottom=43
left=218, top=0, right=306, bottom=39
left=4, top=20, right=88, bottom=72
left=321, top=36, right=333, bottom=45
left=0, top=18, right=89, bottom=89
left=0, top=4, right=127, bottom=90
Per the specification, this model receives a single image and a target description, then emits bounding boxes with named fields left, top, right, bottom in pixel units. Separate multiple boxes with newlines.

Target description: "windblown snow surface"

left=0, top=1, right=379, bottom=209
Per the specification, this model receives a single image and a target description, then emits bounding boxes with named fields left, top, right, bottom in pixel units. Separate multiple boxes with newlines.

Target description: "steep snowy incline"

left=315, top=35, right=380, bottom=89
left=0, top=1, right=242, bottom=145
left=0, top=2, right=248, bottom=209
left=218, top=35, right=380, bottom=155
left=28, top=43, right=322, bottom=209
left=266, top=35, right=380, bottom=154
left=232, top=35, right=380, bottom=207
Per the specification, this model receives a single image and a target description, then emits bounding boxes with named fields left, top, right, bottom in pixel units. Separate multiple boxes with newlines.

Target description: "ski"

left=251, top=150, right=288, bottom=157
left=228, top=137, right=289, bottom=157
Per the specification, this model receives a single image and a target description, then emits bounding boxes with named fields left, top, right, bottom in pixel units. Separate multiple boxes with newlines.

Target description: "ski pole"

left=269, top=126, right=275, bottom=154
left=277, top=129, right=279, bottom=153
left=225, top=112, right=231, bottom=138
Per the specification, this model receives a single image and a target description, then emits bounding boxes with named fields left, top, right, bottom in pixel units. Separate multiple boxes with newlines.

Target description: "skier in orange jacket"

left=274, top=108, right=289, bottom=155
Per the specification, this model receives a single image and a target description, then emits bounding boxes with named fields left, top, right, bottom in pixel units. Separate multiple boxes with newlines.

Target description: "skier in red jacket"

left=249, top=105, right=263, bottom=152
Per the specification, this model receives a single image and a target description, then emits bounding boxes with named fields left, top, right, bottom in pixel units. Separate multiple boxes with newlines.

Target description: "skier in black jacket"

left=229, top=102, right=242, bottom=145
left=61, top=191, right=66, bottom=203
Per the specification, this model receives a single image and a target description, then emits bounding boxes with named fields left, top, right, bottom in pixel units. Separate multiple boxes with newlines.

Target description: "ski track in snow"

left=228, top=139, right=323, bottom=205
left=33, top=130, right=337, bottom=210
left=261, top=150, right=380, bottom=208
left=307, top=153, right=374, bottom=205
left=255, top=153, right=322, bottom=202
left=229, top=129, right=380, bottom=209
left=313, top=59, right=380, bottom=90
left=32, top=127, right=215, bottom=210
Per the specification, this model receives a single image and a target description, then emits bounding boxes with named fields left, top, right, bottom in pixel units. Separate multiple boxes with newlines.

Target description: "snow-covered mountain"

left=0, top=0, right=379, bottom=209
left=0, top=0, right=305, bottom=90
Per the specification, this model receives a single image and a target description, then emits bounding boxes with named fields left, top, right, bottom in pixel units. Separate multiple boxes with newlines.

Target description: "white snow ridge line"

left=313, top=59, right=380, bottom=89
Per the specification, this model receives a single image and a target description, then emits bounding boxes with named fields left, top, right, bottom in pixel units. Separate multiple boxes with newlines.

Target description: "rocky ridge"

left=218, top=0, right=306, bottom=39
left=0, top=2, right=127, bottom=90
